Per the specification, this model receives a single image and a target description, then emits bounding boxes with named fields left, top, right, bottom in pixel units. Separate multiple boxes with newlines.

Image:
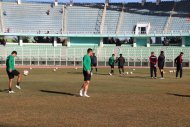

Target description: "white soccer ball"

left=130, top=72, right=133, bottom=75
left=126, top=72, right=129, bottom=75
left=133, top=69, right=136, bottom=71
left=30, top=67, right=32, bottom=70
left=23, top=70, right=29, bottom=76
left=53, top=69, right=57, bottom=72
left=75, top=68, right=78, bottom=70
left=169, top=70, right=173, bottom=73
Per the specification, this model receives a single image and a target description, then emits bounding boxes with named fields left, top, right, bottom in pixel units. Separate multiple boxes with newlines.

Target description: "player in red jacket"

left=149, top=52, right=158, bottom=79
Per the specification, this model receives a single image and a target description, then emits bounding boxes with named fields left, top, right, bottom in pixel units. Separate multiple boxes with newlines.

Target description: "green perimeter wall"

left=136, top=37, right=148, bottom=46
left=70, top=37, right=100, bottom=46
left=185, top=36, right=190, bottom=46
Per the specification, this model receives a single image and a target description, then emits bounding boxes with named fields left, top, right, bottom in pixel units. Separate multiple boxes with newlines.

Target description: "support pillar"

left=17, top=0, right=21, bottom=4
left=147, top=38, right=150, bottom=47
left=54, top=37, right=57, bottom=47
left=19, top=36, right=23, bottom=46
left=133, top=38, right=137, bottom=47
left=182, top=36, right=185, bottom=47
left=67, top=37, right=71, bottom=47
left=99, top=38, right=104, bottom=48
left=55, top=0, right=58, bottom=6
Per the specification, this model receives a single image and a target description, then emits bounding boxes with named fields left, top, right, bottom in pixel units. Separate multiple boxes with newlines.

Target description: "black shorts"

left=83, top=70, right=91, bottom=81
left=7, top=70, right=20, bottom=79
left=110, top=65, right=114, bottom=68
left=159, top=66, right=164, bottom=69
left=91, top=63, right=97, bottom=67
left=118, top=66, right=124, bottom=69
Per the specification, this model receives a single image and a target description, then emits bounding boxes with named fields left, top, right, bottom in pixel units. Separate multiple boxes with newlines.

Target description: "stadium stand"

left=67, top=6, right=103, bottom=34
left=0, top=1, right=190, bottom=34
left=0, top=0, right=190, bottom=67
left=2, top=2, right=63, bottom=34
left=103, top=10, right=120, bottom=34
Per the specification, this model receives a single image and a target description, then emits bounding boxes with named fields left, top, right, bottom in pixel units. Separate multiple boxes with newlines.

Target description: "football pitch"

left=0, top=68, right=190, bottom=127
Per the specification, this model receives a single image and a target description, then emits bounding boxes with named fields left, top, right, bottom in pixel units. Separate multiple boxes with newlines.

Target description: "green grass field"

left=0, top=68, right=190, bottom=127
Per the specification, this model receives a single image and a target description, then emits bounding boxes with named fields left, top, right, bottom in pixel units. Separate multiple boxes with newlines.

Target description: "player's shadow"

left=40, top=90, right=79, bottom=97
left=167, top=93, right=190, bottom=98
left=124, top=76, right=150, bottom=79
left=0, top=89, right=9, bottom=93
left=96, top=73, right=110, bottom=76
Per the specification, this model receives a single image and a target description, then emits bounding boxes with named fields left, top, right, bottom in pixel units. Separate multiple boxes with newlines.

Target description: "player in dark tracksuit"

left=116, top=54, right=125, bottom=75
left=149, top=52, right=158, bottom=79
left=175, top=52, right=183, bottom=79
left=91, top=53, right=98, bottom=73
left=109, top=54, right=115, bottom=75
left=158, top=51, right=165, bottom=79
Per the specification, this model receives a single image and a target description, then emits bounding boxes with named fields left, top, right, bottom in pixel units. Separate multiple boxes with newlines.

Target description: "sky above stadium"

left=25, top=0, right=175, bottom=3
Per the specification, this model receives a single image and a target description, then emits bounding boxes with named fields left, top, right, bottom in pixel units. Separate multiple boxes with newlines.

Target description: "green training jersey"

left=83, top=54, right=91, bottom=71
left=6, top=55, right=15, bottom=71
left=109, top=56, right=115, bottom=66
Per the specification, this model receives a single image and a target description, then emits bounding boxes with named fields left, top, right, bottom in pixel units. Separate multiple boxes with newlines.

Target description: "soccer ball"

left=169, top=70, right=173, bottom=73
left=126, top=72, right=129, bottom=75
left=30, top=67, right=32, bottom=70
left=23, top=70, right=29, bottom=76
left=53, top=69, right=57, bottom=72
left=130, top=72, right=133, bottom=75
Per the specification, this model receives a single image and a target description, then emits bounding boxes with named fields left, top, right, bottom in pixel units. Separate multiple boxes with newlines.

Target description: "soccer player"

left=91, top=53, right=98, bottom=74
left=149, top=52, right=158, bottom=79
left=175, top=52, right=183, bottom=79
left=6, top=51, right=22, bottom=93
left=158, top=51, right=165, bottom=79
left=79, top=48, right=93, bottom=97
left=116, top=54, right=125, bottom=76
left=109, top=54, right=115, bottom=76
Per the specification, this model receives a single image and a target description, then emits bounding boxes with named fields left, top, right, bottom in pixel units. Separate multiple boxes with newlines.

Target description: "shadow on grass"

left=40, top=90, right=79, bottom=97
left=0, top=89, right=9, bottom=92
left=123, top=76, right=150, bottom=79
left=96, top=73, right=109, bottom=76
left=68, top=72, right=109, bottom=76
left=67, top=72, right=82, bottom=75
left=167, top=93, right=190, bottom=98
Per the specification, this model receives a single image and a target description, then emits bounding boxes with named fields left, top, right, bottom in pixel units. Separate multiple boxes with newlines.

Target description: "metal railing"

left=0, top=46, right=190, bottom=67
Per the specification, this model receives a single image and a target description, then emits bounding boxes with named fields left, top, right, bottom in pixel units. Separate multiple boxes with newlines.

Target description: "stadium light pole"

left=156, top=0, right=161, bottom=5
left=141, top=0, right=146, bottom=6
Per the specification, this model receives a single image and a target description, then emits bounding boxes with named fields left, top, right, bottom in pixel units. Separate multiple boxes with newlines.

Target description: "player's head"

left=160, top=51, right=164, bottom=55
left=180, top=52, right=184, bottom=56
left=151, top=52, right=154, bottom=55
left=87, top=48, right=93, bottom=56
left=120, top=54, right=122, bottom=57
left=112, top=54, right=115, bottom=57
left=11, top=51, right=17, bottom=57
